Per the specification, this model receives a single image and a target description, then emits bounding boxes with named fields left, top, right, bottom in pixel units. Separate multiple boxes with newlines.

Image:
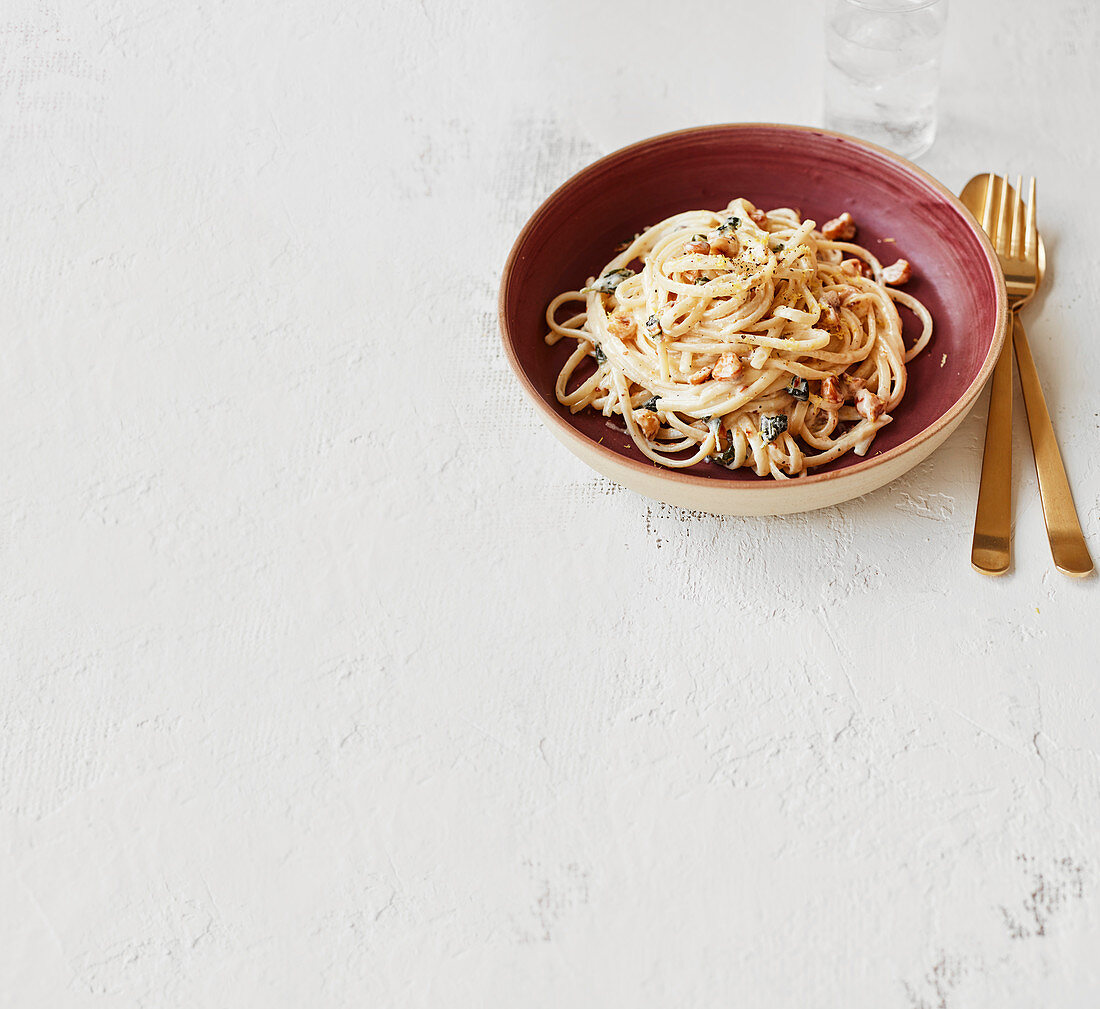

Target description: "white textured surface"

left=2, top=0, right=1099, bottom=1005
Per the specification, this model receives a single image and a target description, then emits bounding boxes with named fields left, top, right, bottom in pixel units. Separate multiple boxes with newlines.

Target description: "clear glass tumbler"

left=824, top=0, right=948, bottom=160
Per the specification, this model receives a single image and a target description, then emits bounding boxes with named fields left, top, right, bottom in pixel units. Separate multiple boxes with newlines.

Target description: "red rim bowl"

left=499, top=123, right=1008, bottom=515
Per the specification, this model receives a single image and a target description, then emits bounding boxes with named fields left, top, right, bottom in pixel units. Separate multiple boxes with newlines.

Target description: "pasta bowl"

left=498, top=123, right=1008, bottom=515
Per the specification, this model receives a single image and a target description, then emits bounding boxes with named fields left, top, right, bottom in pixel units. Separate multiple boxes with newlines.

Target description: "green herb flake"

left=715, top=217, right=741, bottom=240
left=590, top=267, right=635, bottom=293
left=705, top=417, right=732, bottom=465
left=714, top=436, right=738, bottom=467
left=714, top=442, right=737, bottom=466
left=787, top=378, right=809, bottom=401
left=760, top=414, right=788, bottom=444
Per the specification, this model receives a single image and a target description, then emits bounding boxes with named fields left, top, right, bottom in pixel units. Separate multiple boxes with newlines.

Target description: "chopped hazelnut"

left=855, top=388, right=886, bottom=422
left=840, top=258, right=871, bottom=278
left=712, top=352, right=743, bottom=381
left=634, top=409, right=660, bottom=439
left=607, top=312, right=637, bottom=339
left=821, top=212, right=857, bottom=241
left=821, top=375, right=843, bottom=405
left=882, top=259, right=912, bottom=285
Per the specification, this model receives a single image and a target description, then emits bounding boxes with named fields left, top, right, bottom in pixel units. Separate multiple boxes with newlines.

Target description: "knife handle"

left=1013, top=317, right=1094, bottom=577
left=972, top=322, right=1014, bottom=575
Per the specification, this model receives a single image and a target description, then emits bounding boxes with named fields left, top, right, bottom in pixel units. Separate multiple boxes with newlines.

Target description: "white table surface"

left=3, top=0, right=1099, bottom=1005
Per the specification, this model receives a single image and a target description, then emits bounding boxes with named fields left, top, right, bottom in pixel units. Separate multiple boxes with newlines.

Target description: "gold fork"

left=966, top=174, right=1093, bottom=577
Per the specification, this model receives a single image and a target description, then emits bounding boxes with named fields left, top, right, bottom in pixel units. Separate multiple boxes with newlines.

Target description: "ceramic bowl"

left=498, top=123, right=1008, bottom=515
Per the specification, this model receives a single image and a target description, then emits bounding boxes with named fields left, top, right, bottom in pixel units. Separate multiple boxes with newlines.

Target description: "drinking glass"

left=824, top=0, right=949, bottom=160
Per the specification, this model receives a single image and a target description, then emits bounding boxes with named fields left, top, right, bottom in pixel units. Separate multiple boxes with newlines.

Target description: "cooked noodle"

left=544, top=198, right=932, bottom=478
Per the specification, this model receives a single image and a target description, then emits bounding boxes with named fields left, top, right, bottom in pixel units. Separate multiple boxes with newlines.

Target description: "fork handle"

left=971, top=326, right=1014, bottom=575
left=1013, top=316, right=1094, bottom=577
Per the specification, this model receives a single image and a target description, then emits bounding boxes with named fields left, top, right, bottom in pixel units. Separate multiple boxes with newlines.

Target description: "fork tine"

left=1010, top=174, right=1024, bottom=257
left=980, top=173, right=997, bottom=243
left=1024, top=176, right=1037, bottom=261
left=996, top=171, right=1011, bottom=255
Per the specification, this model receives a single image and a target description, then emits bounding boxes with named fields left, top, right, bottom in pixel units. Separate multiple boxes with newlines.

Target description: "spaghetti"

left=544, top=198, right=932, bottom=479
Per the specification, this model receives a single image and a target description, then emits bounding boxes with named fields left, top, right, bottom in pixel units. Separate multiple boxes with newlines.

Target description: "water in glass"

left=825, top=0, right=947, bottom=159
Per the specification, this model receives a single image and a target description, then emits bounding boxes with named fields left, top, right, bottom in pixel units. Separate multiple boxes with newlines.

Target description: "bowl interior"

left=500, top=124, right=1004, bottom=484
